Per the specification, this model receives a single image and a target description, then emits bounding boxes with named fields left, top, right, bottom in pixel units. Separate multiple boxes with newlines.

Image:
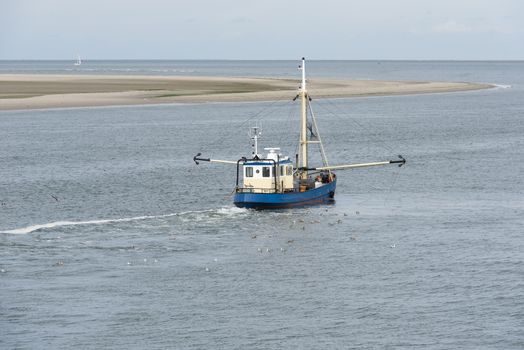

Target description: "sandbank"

left=0, top=74, right=493, bottom=111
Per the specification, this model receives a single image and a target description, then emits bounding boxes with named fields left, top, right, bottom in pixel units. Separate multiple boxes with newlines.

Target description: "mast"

left=299, top=57, right=308, bottom=180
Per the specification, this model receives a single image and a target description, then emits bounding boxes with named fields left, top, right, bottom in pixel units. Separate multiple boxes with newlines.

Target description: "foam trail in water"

left=1, top=214, right=174, bottom=235
left=1, top=207, right=246, bottom=235
left=216, top=207, right=249, bottom=215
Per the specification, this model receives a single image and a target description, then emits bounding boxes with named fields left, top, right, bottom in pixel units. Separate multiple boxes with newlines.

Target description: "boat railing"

left=235, top=187, right=281, bottom=194
left=236, top=187, right=299, bottom=194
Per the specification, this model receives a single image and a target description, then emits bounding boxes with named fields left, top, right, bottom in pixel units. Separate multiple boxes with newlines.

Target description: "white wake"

left=1, top=207, right=247, bottom=235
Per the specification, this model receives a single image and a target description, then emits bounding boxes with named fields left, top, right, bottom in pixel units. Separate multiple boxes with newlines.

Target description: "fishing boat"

left=194, top=58, right=405, bottom=209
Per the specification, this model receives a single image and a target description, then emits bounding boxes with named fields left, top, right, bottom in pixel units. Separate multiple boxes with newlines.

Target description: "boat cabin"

left=241, top=148, right=294, bottom=193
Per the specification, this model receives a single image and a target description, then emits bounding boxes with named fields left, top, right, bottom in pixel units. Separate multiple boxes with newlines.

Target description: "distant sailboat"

left=74, top=55, right=82, bottom=66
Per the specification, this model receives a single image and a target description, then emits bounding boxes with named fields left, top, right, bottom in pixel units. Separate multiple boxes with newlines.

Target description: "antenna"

left=249, top=125, right=262, bottom=157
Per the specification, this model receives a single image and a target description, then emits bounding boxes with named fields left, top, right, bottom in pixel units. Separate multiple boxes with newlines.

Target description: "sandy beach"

left=0, top=74, right=492, bottom=111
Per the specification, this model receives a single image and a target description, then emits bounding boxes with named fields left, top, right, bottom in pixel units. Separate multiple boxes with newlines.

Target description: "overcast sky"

left=1, top=0, right=523, bottom=60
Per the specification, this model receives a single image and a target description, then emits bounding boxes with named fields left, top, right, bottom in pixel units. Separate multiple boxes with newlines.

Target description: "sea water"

left=1, top=61, right=523, bottom=349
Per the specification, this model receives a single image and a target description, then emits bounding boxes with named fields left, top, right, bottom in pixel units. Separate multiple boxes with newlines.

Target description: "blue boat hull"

left=233, top=180, right=336, bottom=209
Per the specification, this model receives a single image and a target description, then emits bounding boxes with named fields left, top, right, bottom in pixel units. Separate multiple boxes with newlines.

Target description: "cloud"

left=431, top=19, right=518, bottom=35
left=230, top=16, right=254, bottom=24
left=432, top=21, right=472, bottom=33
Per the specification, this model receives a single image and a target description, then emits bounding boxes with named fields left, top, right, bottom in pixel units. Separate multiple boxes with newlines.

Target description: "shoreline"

left=0, top=74, right=494, bottom=111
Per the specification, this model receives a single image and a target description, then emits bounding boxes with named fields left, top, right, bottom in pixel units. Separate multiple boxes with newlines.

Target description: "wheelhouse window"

left=280, top=166, right=285, bottom=176
left=286, top=165, right=293, bottom=176
left=262, top=167, right=270, bottom=177
left=245, top=167, right=253, bottom=177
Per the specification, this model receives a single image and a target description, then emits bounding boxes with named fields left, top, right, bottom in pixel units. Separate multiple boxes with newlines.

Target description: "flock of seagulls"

left=125, top=258, right=159, bottom=266
left=38, top=209, right=398, bottom=276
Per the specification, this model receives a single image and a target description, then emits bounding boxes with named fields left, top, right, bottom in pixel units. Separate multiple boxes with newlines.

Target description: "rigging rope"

left=307, top=97, right=330, bottom=168
left=197, top=95, right=295, bottom=157
left=309, top=96, right=407, bottom=209
left=313, top=97, right=396, bottom=155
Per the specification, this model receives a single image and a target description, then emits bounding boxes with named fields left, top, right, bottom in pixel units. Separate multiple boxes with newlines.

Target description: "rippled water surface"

left=1, top=61, right=523, bottom=349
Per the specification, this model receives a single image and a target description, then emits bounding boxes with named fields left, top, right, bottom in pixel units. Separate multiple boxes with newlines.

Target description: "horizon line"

left=1, top=58, right=523, bottom=62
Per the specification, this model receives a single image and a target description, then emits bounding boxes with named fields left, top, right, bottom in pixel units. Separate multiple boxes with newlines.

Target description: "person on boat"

left=315, top=175, right=323, bottom=188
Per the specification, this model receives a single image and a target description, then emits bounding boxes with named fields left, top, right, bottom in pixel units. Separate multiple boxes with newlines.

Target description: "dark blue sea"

left=1, top=61, right=523, bottom=349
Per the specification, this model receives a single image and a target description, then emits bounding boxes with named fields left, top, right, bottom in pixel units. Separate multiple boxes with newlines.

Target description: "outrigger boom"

left=194, top=152, right=406, bottom=171
left=193, top=153, right=237, bottom=165
left=301, top=155, right=406, bottom=171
